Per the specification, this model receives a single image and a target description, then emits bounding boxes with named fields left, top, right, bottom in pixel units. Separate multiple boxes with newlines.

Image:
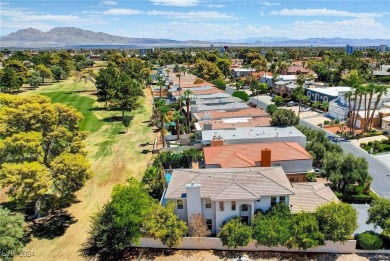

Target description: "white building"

left=164, top=168, right=338, bottom=234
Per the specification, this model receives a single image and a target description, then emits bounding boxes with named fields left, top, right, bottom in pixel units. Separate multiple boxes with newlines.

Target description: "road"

left=225, top=86, right=273, bottom=110
left=300, top=119, right=390, bottom=199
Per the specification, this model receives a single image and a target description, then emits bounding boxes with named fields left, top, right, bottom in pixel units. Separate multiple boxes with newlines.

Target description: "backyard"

left=11, top=75, right=156, bottom=261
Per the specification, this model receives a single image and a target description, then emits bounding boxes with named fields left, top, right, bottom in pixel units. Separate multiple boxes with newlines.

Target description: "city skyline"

left=1, top=0, right=390, bottom=40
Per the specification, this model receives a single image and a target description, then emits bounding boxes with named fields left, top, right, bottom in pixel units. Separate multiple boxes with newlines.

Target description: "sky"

left=0, top=0, right=390, bottom=40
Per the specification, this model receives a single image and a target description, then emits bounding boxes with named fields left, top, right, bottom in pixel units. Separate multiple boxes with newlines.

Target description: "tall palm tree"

left=184, top=89, right=193, bottom=129
left=368, top=85, right=388, bottom=131
left=156, top=75, right=164, bottom=98
left=173, top=111, right=184, bottom=142
left=343, top=91, right=354, bottom=134
left=352, top=85, right=365, bottom=131
left=157, top=104, right=170, bottom=148
left=364, top=83, right=376, bottom=132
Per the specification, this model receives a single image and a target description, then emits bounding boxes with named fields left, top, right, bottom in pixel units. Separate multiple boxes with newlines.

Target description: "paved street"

left=300, top=119, right=390, bottom=199
left=225, top=86, right=273, bottom=110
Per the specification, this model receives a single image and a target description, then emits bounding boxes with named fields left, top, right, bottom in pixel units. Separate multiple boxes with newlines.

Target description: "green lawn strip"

left=42, top=91, right=103, bottom=133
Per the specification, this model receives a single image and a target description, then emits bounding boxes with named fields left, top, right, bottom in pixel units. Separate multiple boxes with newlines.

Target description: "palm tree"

left=320, top=101, right=329, bottom=112
left=364, top=83, right=376, bottom=132
left=173, top=111, right=184, bottom=142
left=157, top=103, right=170, bottom=148
left=368, top=85, right=388, bottom=131
left=156, top=75, right=164, bottom=98
left=343, top=90, right=353, bottom=134
left=184, top=89, right=193, bottom=129
left=352, top=85, right=365, bottom=131
left=312, top=101, right=321, bottom=109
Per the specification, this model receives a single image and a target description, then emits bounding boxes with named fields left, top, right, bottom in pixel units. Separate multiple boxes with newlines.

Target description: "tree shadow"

left=141, top=149, right=151, bottom=154
left=88, top=107, right=108, bottom=112
left=102, top=116, right=125, bottom=122
left=139, top=142, right=150, bottom=147
left=28, top=210, right=77, bottom=240
left=212, top=251, right=341, bottom=261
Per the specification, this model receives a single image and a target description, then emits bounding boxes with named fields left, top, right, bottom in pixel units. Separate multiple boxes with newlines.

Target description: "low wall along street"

left=136, top=237, right=357, bottom=253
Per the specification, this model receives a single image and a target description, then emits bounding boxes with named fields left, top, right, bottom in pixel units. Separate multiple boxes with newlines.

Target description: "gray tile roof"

left=165, top=167, right=295, bottom=200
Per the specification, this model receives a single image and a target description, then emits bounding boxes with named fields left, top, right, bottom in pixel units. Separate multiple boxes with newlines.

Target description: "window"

left=231, top=201, right=236, bottom=211
left=280, top=196, right=286, bottom=203
left=219, top=201, right=224, bottom=211
left=290, top=177, right=298, bottom=182
left=315, top=94, right=319, bottom=102
left=241, top=204, right=249, bottom=211
left=177, top=200, right=183, bottom=209
left=307, top=91, right=311, bottom=99
left=205, top=198, right=211, bottom=209
left=206, top=219, right=212, bottom=230
left=323, top=96, right=328, bottom=102
left=271, top=196, right=277, bottom=206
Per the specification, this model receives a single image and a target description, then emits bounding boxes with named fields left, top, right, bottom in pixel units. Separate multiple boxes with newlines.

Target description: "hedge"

left=358, top=231, right=383, bottom=250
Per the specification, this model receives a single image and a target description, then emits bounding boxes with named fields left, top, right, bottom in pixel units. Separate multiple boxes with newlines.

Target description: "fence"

left=136, top=237, right=357, bottom=254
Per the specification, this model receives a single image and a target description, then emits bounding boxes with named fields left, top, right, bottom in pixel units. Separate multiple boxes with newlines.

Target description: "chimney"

left=186, top=183, right=202, bottom=225
left=211, top=136, right=224, bottom=146
left=261, top=148, right=271, bottom=167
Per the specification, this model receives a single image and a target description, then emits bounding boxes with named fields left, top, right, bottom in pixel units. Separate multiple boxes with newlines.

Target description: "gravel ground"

left=125, top=249, right=390, bottom=261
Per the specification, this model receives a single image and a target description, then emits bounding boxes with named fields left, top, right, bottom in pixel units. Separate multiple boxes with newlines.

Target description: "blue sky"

left=1, top=0, right=389, bottom=40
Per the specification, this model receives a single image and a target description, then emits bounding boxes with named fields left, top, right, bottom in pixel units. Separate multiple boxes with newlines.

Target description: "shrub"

left=360, top=142, right=367, bottom=147
left=367, top=141, right=373, bottom=146
left=334, top=119, right=340, bottom=124
left=339, top=194, right=374, bottom=204
left=232, top=91, right=249, bottom=102
left=358, top=231, right=383, bottom=250
left=306, top=172, right=317, bottom=182
left=381, top=139, right=388, bottom=144
left=324, top=120, right=330, bottom=125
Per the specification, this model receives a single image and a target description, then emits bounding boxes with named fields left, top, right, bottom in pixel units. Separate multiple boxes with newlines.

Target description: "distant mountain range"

left=1, top=27, right=389, bottom=48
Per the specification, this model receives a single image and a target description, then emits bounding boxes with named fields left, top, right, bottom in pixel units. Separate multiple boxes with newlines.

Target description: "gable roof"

left=290, top=182, right=340, bottom=213
left=203, top=142, right=312, bottom=168
left=165, top=167, right=295, bottom=200
left=193, top=107, right=268, bottom=121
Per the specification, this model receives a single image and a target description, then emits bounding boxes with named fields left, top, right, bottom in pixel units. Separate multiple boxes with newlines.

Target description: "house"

left=203, top=142, right=313, bottom=182
left=194, top=117, right=271, bottom=131
left=164, top=167, right=295, bottom=234
left=305, top=86, right=351, bottom=103
left=189, top=102, right=250, bottom=114
left=193, top=107, right=268, bottom=121
left=232, top=68, right=256, bottom=78
left=200, top=126, right=307, bottom=147
left=282, top=65, right=317, bottom=79
left=163, top=168, right=339, bottom=234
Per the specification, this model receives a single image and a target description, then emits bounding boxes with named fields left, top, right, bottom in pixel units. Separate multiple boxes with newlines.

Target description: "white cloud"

left=0, top=2, right=10, bottom=6
left=261, top=1, right=280, bottom=6
left=102, top=1, right=117, bottom=5
left=103, top=9, right=144, bottom=15
left=147, top=10, right=234, bottom=20
left=150, top=0, right=199, bottom=7
left=270, top=8, right=383, bottom=18
left=205, top=4, right=225, bottom=8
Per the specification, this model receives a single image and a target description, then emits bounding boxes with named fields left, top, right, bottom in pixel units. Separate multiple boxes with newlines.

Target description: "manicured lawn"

left=13, top=77, right=155, bottom=261
left=42, top=91, right=103, bottom=133
left=362, top=144, right=390, bottom=154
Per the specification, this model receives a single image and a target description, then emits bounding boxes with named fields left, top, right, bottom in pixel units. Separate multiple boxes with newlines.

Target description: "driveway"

left=225, top=86, right=273, bottom=110
left=300, top=119, right=390, bottom=200
left=374, top=154, right=390, bottom=169
left=353, top=204, right=382, bottom=234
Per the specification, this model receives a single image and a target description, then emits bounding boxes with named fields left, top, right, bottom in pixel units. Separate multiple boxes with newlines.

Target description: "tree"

left=252, top=204, right=291, bottom=247
left=218, top=217, right=252, bottom=248
left=110, top=74, right=144, bottom=120
left=0, top=67, right=22, bottom=93
left=173, top=111, right=184, bottom=141
left=367, top=198, right=390, bottom=237
left=270, top=108, right=299, bottom=127
left=212, top=78, right=226, bottom=90
left=35, top=64, right=52, bottom=85
left=286, top=212, right=325, bottom=250
left=193, top=60, right=222, bottom=82
left=215, top=58, right=232, bottom=78
left=189, top=214, right=211, bottom=237
left=184, top=89, right=193, bottom=129
left=95, top=65, right=118, bottom=107
left=0, top=162, right=52, bottom=216
left=50, top=65, right=66, bottom=82
left=28, top=71, right=41, bottom=89
left=251, top=58, right=267, bottom=75
left=306, top=141, right=326, bottom=167
left=156, top=74, right=165, bottom=98
left=322, top=152, right=369, bottom=193
left=316, top=202, right=357, bottom=242
left=50, top=152, right=91, bottom=201
left=232, top=90, right=249, bottom=102
left=122, top=115, right=131, bottom=133
left=143, top=202, right=188, bottom=248
left=142, top=165, right=165, bottom=199
left=272, top=95, right=285, bottom=106
left=266, top=104, right=278, bottom=116
left=0, top=207, right=25, bottom=261
left=296, top=73, right=306, bottom=88
left=155, top=100, right=170, bottom=148
left=367, top=85, right=388, bottom=131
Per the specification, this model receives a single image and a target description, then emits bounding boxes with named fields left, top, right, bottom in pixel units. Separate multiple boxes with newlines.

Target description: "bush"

left=381, top=139, right=388, bottom=144
left=339, top=194, right=374, bottom=204
left=360, top=142, right=367, bottom=147
left=334, top=119, right=340, bottom=124
left=358, top=231, right=383, bottom=250
left=306, top=172, right=317, bottom=182
left=232, top=91, right=249, bottom=102
left=367, top=141, right=374, bottom=146
left=323, top=120, right=330, bottom=125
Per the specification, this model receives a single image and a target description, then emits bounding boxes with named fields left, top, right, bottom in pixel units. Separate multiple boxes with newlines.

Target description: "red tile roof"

left=203, top=142, right=312, bottom=168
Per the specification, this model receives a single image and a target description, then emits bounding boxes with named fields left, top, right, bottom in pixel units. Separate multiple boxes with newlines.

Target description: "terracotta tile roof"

left=290, top=182, right=340, bottom=213
left=165, top=167, right=295, bottom=200
left=172, top=88, right=224, bottom=96
left=203, top=142, right=312, bottom=168
left=197, top=117, right=271, bottom=130
left=286, top=65, right=310, bottom=74
left=194, top=107, right=268, bottom=121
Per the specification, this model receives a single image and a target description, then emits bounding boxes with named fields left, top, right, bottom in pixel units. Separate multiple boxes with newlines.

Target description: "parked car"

left=287, top=101, right=298, bottom=107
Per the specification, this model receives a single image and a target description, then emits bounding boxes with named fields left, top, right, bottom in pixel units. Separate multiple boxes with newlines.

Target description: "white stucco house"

left=163, top=168, right=338, bottom=234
